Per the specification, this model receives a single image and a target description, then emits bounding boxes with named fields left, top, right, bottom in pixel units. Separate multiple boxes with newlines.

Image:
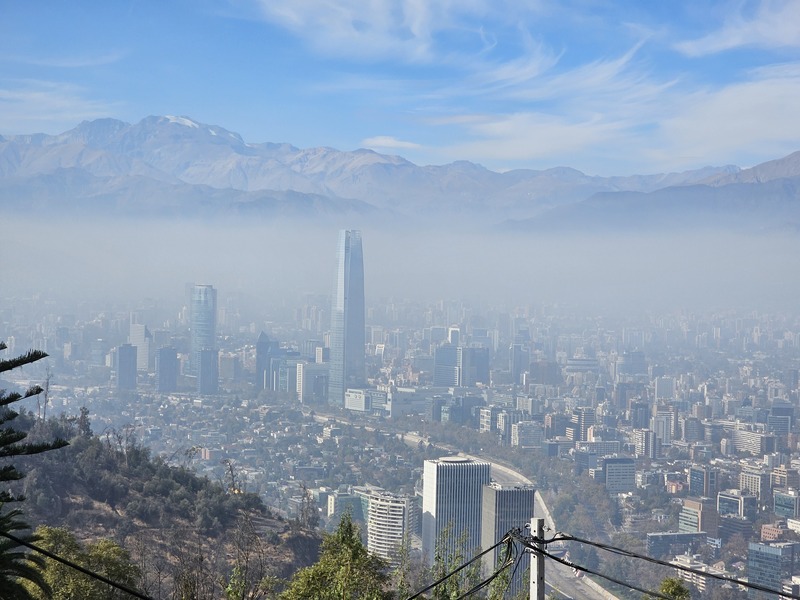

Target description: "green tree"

left=281, top=512, right=391, bottom=600
left=0, top=508, right=48, bottom=600
left=656, top=577, right=691, bottom=600
left=28, top=526, right=141, bottom=600
left=1, top=344, right=69, bottom=597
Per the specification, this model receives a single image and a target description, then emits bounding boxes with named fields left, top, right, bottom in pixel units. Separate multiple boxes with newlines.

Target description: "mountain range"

left=1, top=115, right=799, bottom=232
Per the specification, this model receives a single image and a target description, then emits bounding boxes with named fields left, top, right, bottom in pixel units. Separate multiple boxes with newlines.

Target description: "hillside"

left=11, top=412, right=322, bottom=593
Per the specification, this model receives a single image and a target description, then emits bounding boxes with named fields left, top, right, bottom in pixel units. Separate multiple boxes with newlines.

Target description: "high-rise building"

left=197, top=348, right=218, bottom=395
left=255, top=332, right=280, bottom=391
left=155, top=346, right=178, bottom=393
left=689, top=465, right=720, bottom=498
left=481, top=483, right=535, bottom=598
left=190, top=284, right=217, bottom=375
left=422, top=457, right=490, bottom=565
left=567, top=407, right=596, bottom=442
left=117, top=343, right=137, bottom=391
left=363, top=489, right=417, bottom=568
left=329, top=230, right=365, bottom=406
left=747, top=541, right=800, bottom=600
left=128, top=322, right=153, bottom=372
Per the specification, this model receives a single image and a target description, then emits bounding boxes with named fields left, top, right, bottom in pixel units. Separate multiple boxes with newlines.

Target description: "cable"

left=405, top=534, right=511, bottom=600
left=500, top=539, right=525, bottom=598
left=536, top=544, right=672, bottom=600
left=524, top=531, right=800, bottom=600
left=0, top=529, right=153, bottom=600
left=454, top=538, right=517, bottom=600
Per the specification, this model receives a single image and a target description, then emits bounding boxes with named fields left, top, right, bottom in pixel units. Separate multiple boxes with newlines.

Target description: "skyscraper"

left=190, top=284, right=217, bottom=375
left=329, top=230, right=365, bottom=406
left=155, top=346, right=178, bottom=393
left=117, top=344, right=137, bottom=391
left=481, top=484, right=536, bottom=598
left=422, top=456, right=491, bottom=565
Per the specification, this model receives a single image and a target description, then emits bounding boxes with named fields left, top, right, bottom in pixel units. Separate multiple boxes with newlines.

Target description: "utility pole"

left=530, top=517, right=545, bottom=600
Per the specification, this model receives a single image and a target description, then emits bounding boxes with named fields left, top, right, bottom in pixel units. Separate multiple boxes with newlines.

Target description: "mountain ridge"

left=1, top=115, right=799, bottom=229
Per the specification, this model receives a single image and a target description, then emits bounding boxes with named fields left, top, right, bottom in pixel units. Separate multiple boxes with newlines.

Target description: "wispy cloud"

left=4, top=52, right=126, bottom=69
left=362, top=135, right=420, bottom=149
left=244, top=0, right=538, bottom=63
left=675, top=0, right=800, bottom=56
left=0, top=80, right=119, bottom=134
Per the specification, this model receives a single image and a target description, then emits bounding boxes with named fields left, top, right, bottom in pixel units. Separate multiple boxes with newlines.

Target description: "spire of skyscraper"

left=329, top=230, right=365, bottom=406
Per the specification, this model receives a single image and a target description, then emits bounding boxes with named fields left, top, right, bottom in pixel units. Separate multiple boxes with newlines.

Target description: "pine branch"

left=0, top=350, right=48, bottom=374
left=0, top=386, right=44, bottom=407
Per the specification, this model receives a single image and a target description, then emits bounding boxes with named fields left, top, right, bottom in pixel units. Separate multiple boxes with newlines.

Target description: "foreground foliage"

left=281, top=512, right=391, bottom=600
left=1, top=343, right=69, bottom=598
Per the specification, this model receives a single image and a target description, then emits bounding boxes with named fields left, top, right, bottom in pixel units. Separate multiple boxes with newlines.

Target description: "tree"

left=0, top=343, right=69, bottom=597
left=0, top=508, right=48, bottom=600
left=280, top=512, right=391, bottom=600
left=657, top=577, right=691, bottom=600
left=26, top=527, right=141, bottom=600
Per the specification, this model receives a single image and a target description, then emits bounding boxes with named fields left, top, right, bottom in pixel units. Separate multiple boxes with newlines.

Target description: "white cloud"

left=652, top=63, right=800, bottom=167
left=245, top=0, right=536, bottom=62
left=362, top=135, right=420, bottom=149
left=675, top=0, right=800, bottom=56
left=0, top=80, right=119, bottom=134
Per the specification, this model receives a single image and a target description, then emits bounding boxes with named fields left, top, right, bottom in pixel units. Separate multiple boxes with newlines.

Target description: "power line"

left=534, top=542, right=672, bottom=600
left=405, top=534, right=512, bottom=600
left=0, top=529, right=153, bottom=600
left=520, top=529, right=800, bottom=600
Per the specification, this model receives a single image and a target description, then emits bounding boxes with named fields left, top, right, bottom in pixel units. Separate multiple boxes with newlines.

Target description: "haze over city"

left=3, top=3, right=800, bottom=600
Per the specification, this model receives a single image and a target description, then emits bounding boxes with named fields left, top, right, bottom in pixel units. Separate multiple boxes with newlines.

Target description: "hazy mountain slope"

left=702, top=150, right=800, bottom=186
left=507, top=177, right=800, bottom=233
left=2, top=115, right=800, bottom=227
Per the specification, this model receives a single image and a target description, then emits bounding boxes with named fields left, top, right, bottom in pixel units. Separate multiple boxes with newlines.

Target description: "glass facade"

left=190, top=284, right=217, bottom=376
left=329, top=230, right=365, bottom=406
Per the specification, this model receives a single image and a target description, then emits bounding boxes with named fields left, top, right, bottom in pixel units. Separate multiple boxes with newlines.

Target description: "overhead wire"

left=515, top=529, right=800, bottom=600
left=405, top=535, right=511, bottom=600
left=553, top=532, right=800, bottom=599
left=0, top=529, right=153, bottom=600
left=453, top=537, right=518, bottom=600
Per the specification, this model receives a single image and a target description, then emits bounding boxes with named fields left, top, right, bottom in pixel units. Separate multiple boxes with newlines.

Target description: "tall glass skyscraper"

left=190, top=284, right=217, bottom=376
left=329, top=230, right=365, bottom=406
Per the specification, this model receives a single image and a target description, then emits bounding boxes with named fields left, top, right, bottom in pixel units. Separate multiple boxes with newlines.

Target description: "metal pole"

left=530, top=517, right=545, bottom=600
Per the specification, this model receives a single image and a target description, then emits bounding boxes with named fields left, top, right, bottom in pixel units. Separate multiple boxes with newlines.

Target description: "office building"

left=689, top=465, right=719, bottom=498
left=128, top=322, right=152, bottom=372
left=481, top=484, right=535, bottom=598
left=422, top=457, right=490, bottom=565
left=329, top=230, right=365, bottom=406
left=197, top=348, right=218, bottom=395
left=567, top=407, right=596, bottom=442
left=601, top=457, right=635, bottom=493
left=679, top=497, right=719, bottom=536
left=775, top=490, right=800, bottom=519
left=747, top=542, right=800, bottom=600
left=190, top=284, right=217, bottom=375
left=296, top=361, right=329, bottom=404
left=255, top=332, right=281, bottom=391
left=155, top=346, right=178, bottom=393
left=718, top=489, right=758, bottom=521
left=740, top=470, right=772, bottom=502
left=117, top=343, right=137, bottom=391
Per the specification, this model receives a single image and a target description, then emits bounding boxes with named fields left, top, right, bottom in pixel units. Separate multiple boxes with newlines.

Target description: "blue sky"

left=2, top=0, right=799, bottom=175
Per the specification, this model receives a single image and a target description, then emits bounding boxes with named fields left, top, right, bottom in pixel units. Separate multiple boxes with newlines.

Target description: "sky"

left=2, top=0, right=800, bottom=176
